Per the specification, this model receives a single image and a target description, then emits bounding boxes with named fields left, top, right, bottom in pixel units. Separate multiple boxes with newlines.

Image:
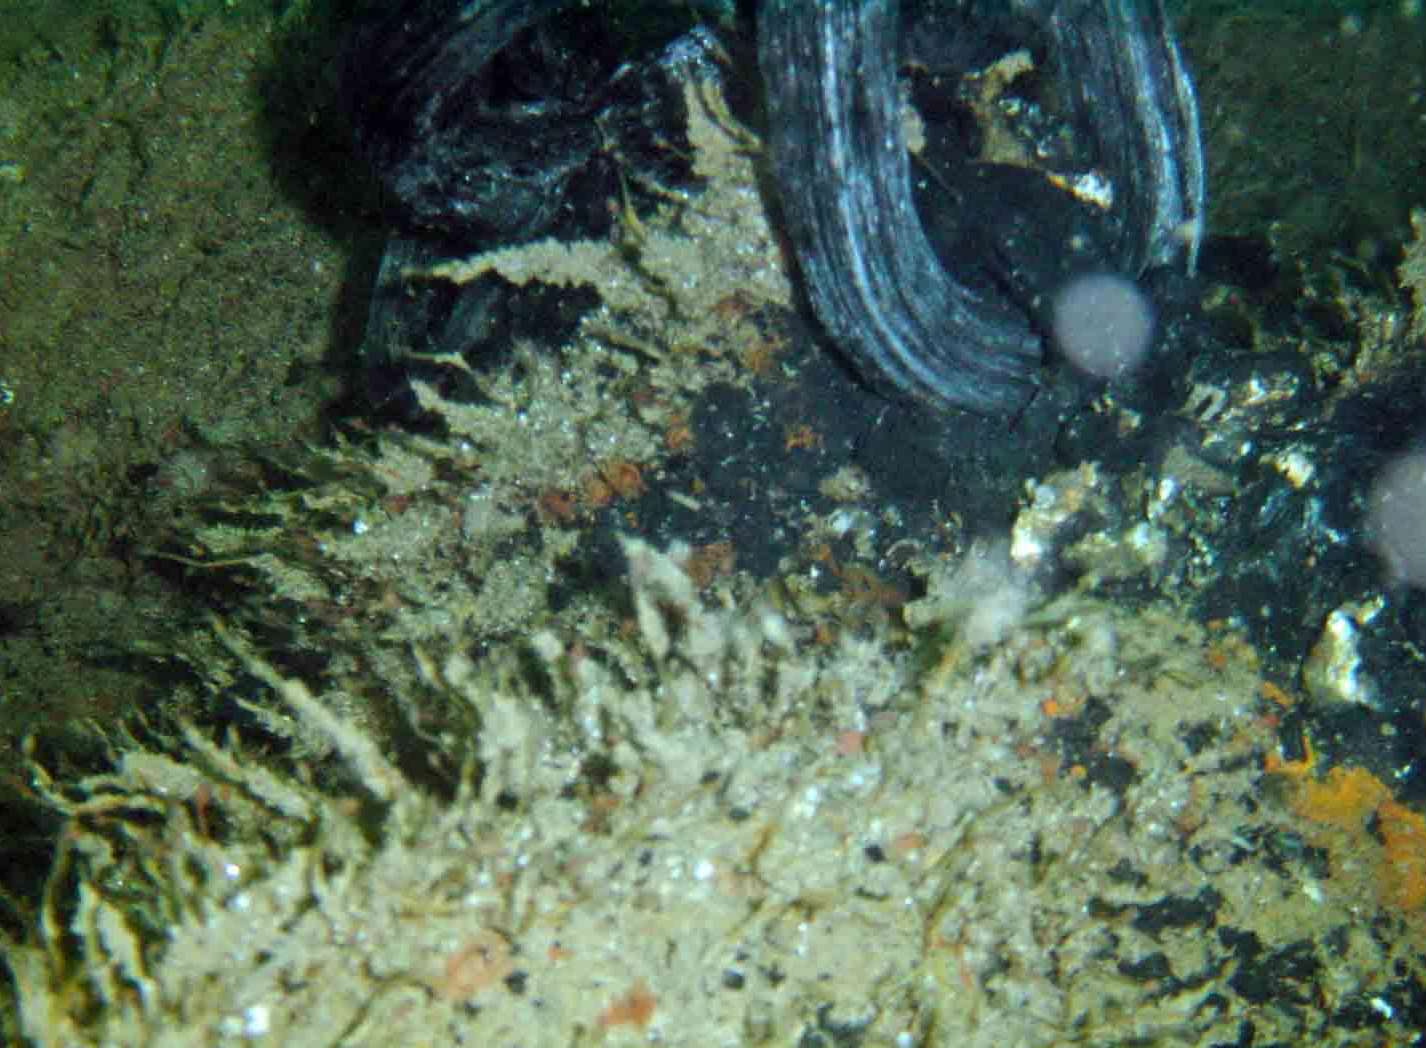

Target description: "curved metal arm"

left=757, top=0, right=1204, bottom=415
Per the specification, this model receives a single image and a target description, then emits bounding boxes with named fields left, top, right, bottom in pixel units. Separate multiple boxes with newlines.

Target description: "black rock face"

left=342, top=0, right=699, bottom=246
left=342, top=1, right=710, bottom=419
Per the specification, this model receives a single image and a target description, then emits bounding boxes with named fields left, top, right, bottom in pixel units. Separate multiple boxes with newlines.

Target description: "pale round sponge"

left=1369, top=449, right=1426, bottom=588
left=1051, top=272, right=1155, bottom=380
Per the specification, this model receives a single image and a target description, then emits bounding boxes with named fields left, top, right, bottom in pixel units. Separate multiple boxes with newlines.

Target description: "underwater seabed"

left=7, top=532, right=1424, bottom=1046
left=3, top=2, right=1426, bottom=1045
left=8, top=132, right=1426, bottom=1035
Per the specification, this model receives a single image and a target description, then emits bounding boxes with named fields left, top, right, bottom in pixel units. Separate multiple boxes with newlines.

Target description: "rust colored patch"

left=1377, top=801, right=1426, bottom=911
left=783, top=422, right=821, bottom=452
left=381, top=493, right=412, bottom=516
left=739, top=333, right=784, bottom=376
left=585, top=459, right=646, bottom=508
left=836, top=563, right=908, bottom=610
left=1291, top=766, right=1391, bottom=832
left=1202, top=643, right=1229, bottom=671
left=1258, top=680, right=1295, bottom=707
left=684, top=541, right=736, bottom=589
left=596, top=979, right=657, bottom=1029
left=436, top=930, right=513, bottom=999
left=663, top=413, right=694, bottom=453
left=537, top=488, right=579, bottom=523
left=582, top=473, right=615, bottom=510
left=890, top=830, right=927, bottom=856
left=711, top=290, right=754, bottom=324
left=1267, top=739, right=1426, bottom=912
